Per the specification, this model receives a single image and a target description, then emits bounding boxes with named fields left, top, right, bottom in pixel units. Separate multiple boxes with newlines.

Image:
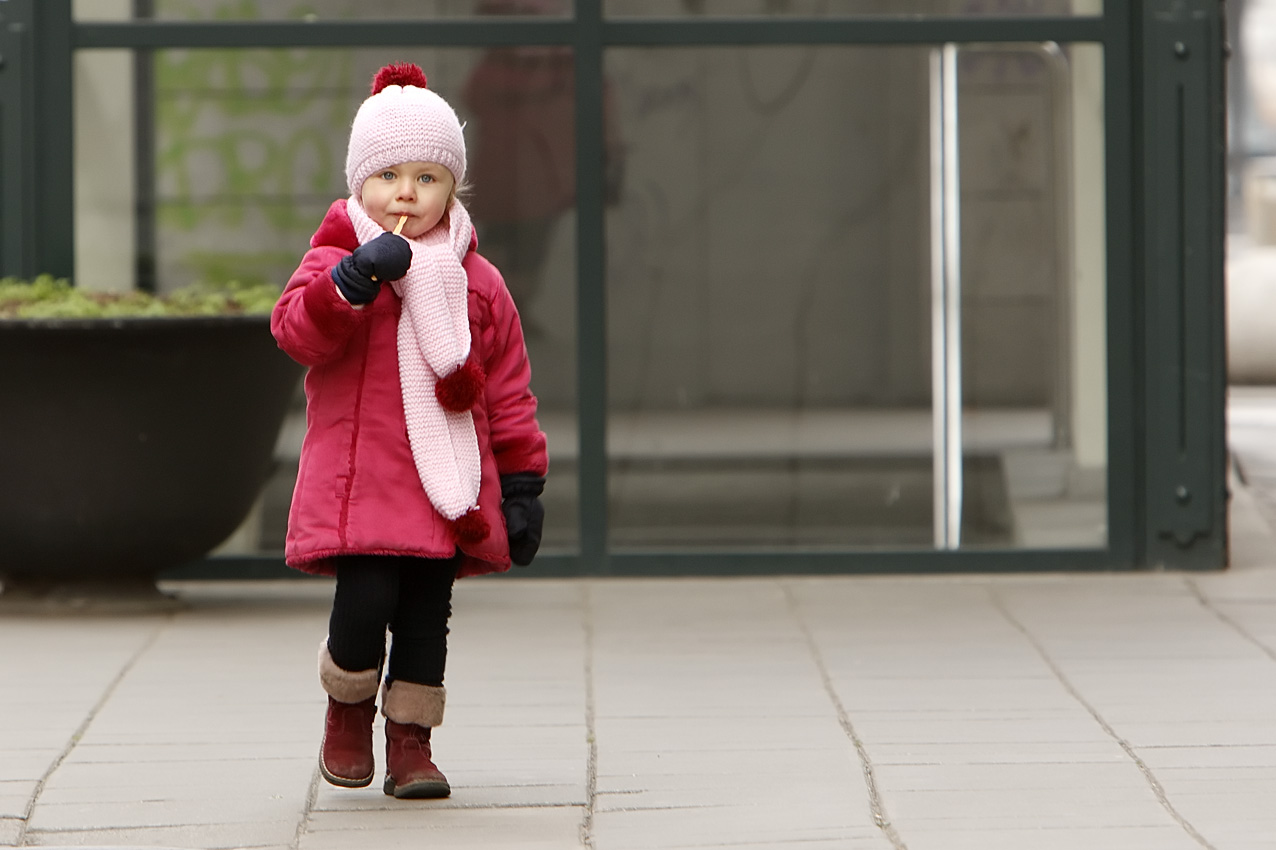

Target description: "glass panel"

left=605, top=45, right=937, bottom=550
left=606, top=0, right=1101, bottom=19
left=957, top=43, right=1107, bottom=549
left=604, top=43, right=1106, bottom=552
left=72, top=45, right=579, bottom=557
left=76, top=0, right=572, bottom=21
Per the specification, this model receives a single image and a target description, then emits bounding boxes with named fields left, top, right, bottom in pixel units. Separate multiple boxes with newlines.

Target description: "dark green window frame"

left=0, top=0, right=1227, bottom=575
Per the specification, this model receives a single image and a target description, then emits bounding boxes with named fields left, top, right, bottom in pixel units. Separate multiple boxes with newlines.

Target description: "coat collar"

left=311, top=200, right=360, bottom=252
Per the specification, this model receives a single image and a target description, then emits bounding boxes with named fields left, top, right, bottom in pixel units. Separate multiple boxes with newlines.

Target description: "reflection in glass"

left=460, top=37, right=593, bottom=552
left=76, top=0, right=572, bottom=21
left=604, top=44, right=1106, bottom=551
left=605, top=0, right=1098, bottom=19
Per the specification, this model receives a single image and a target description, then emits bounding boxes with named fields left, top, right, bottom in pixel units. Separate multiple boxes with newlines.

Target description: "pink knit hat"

left=345, top=63, right=467, bottom=197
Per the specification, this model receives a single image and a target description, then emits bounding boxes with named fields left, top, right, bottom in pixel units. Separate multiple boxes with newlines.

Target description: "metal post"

left=576, top=0, right=608, bottom=572
left=134, top=0, right=156, bottom=292
left=32, top=0, right=73, bottom=280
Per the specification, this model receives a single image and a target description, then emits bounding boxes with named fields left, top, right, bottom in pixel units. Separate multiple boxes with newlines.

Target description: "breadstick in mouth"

left=371, top=216, right=410, bottom=282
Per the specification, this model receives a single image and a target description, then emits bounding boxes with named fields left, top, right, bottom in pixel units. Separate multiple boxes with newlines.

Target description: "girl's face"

left=360, top=161, right=456, bottom=239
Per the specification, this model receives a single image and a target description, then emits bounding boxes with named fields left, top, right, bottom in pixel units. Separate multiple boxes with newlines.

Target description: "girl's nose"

left=396, top=179, right=416, bottom=200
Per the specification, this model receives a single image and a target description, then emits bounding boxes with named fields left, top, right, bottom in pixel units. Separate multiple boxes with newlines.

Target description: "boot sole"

left=320, top=759, right=374, bottom=788
left=383, top=775, right=451, bottom=799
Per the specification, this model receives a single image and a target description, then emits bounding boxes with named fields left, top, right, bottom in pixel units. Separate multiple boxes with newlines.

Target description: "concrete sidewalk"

left=3, top=493, right=1276, bottom=849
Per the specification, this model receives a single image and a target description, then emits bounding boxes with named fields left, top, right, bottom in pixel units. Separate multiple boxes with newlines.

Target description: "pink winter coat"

left=271, top=200, right=548, bottom=578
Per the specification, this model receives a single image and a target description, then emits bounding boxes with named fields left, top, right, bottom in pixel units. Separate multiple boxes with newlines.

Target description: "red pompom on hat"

left=435, top=359, right=486, bottom=412
left=372, top=62, right=428, bottom=94
left=448, top=507, right=491, bottom=545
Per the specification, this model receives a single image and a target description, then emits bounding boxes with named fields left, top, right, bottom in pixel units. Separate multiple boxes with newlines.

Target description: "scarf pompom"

left=435, top=359, right=486, bottom=412
left=448, top=507, right=490, bottom=545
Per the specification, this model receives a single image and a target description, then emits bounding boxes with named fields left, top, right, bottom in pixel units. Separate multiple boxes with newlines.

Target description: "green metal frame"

left=1138, top=0, right=1229, bottom=570
left=0, top=1, right=1228, bottom=575
left=1, top=0, right=74, bottom=282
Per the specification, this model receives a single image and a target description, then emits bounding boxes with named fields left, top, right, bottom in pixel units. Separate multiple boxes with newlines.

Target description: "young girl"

left=271, top=62, right=548, bottom=800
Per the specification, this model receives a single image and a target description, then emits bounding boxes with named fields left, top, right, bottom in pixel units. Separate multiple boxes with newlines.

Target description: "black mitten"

left=501, top=472, right=545, bottom=567
left=330, top=231, right=412, bottom=305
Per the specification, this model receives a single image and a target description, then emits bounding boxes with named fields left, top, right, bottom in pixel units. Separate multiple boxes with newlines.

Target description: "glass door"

left=601, top=40, right=1107, bottom=553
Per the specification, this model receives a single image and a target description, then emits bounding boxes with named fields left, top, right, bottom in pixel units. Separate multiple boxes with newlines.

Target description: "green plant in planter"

left=0, top=273, right=302, bottom=613
left=0, top=274, right=282, bottom=319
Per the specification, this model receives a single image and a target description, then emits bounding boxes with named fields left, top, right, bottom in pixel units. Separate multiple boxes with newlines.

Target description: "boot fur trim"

left=318, top=640, right=380, bottom=704
left=382, top=680, right=446, bottom=727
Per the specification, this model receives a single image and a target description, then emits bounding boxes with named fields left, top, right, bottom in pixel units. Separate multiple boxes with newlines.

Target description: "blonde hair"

left=449, top=179, right=472, bottom=208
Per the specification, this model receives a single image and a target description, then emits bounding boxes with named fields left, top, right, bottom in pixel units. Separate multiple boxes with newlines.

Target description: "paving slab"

left=22, top=820, right=298, bottom=848
left=27, top=794, right=304, bottom=832
left=301, top=806, right=583, bottom=850
left=886, top=783, right=1168, bottom=823
left=590, top=806, right=889, bottom=850
left=0, top=789, right=32, bottom=822
left=872, top=760, right=1147, bottom=791
left=900, top=825, right=1206, bottom=850
left=1137, top=743, right=1276, bottom=769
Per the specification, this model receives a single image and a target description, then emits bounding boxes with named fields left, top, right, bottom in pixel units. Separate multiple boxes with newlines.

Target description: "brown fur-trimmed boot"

left=381, top=680, right=450, bottom=799
left=318, top=640, right=380, bottom=788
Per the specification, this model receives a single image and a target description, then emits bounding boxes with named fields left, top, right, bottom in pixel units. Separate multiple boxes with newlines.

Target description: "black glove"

left=501, top=472, right=545, bottom=567
left=330, top=231, right=412, bottom=305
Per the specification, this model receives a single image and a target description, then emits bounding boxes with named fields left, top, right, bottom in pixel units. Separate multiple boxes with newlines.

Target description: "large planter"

left=0, top=315, right=303, bottom=610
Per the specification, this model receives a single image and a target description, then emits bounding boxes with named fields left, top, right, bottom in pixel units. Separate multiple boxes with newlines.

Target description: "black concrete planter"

left=0, top=315, right=303, bottom=611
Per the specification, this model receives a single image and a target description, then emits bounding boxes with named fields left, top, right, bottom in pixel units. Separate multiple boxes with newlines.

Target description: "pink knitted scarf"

left=347, top=197, right=482, bottom=527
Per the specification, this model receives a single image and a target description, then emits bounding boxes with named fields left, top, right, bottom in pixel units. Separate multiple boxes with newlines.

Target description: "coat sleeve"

left=271, top=245, right=367, bottom=367
left=479, top=275, right=549, bottom=478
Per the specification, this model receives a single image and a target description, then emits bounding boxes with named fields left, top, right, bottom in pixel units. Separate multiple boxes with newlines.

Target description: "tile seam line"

left=579, top=580, right=598, bottom=850
left=1181, top=577, right=1276, bottom=664
left=16, top=614, right=175, bottom=848
left=987, top=587, right=1219, bottom=850
left=779, top=581, right=909, bottom=850
left=289, top=764, right=321, bottom=850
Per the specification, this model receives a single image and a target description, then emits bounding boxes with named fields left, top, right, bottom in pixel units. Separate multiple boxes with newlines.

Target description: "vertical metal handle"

left=930, top=44, right=963, bottom=550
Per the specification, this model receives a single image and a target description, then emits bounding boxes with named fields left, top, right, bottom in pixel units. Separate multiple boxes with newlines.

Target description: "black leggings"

left=326, top=554, right=459, bottom=687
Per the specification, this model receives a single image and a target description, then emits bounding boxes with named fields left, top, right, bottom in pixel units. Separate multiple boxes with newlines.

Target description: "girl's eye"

left=381, top=171, right=396, bottom=180
left=418, top=174, right=434, bottom=184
